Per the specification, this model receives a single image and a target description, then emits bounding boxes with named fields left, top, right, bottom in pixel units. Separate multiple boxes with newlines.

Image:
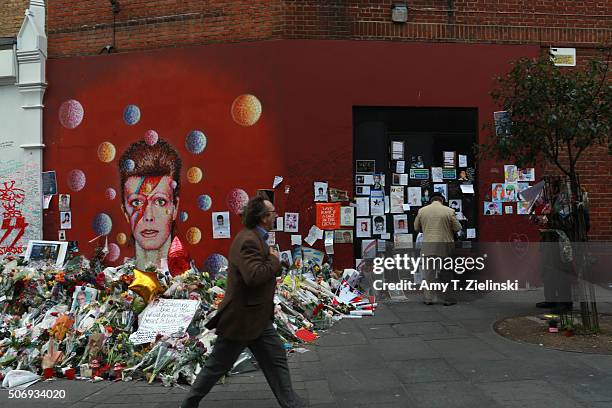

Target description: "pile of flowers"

left=0, top=250, right=374, bottom=387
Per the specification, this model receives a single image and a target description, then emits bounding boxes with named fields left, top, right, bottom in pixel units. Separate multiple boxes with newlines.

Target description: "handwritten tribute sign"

left=315, top=203, right=340, bottom=230
left=129, top=298, right=199, bottom=345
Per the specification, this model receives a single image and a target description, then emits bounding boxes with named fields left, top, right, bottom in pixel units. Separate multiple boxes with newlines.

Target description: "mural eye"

left=154, top=198, right=168, bottom=207
left=129, top=199, right=143, bottom=208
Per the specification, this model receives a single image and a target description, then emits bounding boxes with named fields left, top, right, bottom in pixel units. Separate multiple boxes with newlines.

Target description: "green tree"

left=480, top=49, right=611, bottom=332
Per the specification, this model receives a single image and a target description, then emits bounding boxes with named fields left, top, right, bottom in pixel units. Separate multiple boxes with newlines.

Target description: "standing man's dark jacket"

left=205, top=228, right=281, bottom=341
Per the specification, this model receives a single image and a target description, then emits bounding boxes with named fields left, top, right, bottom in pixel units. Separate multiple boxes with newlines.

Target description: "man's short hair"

left=242, top=195, right=269, bottom=229
left=430, top=192, right=445, bottom=203
left=373, top=216, right=384, bottom=224
left=118, top=139, right=181, bottom=205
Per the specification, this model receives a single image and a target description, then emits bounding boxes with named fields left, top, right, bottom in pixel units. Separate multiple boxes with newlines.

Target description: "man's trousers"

left=181, top=322, right=302, bottom=408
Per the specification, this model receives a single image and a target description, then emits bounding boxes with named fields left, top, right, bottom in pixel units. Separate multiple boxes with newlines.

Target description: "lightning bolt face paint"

left=123, top=175, right=176, bottom=250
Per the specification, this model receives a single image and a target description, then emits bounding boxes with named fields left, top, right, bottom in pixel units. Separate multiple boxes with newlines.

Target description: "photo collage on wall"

left=485, top=164, right=535, bottom=216
left=354, top=140, right=477, bottom=259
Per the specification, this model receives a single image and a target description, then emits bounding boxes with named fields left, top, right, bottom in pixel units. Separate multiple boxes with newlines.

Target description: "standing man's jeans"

left=422, top=256, right=455, bottom=303
left=181, top=322, right=303, bottom=408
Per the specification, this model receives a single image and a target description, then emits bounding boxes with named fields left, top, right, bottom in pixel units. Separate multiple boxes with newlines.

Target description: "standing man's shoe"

left=536, top=301, right=556, bottom=308
left=443, top=301, right=456, bottom=306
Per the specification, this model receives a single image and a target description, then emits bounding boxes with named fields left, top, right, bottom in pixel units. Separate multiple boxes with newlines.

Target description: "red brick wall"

left=45, top=1, right=611, bottom=241
left=47, top=1, right=611, bottom=57
left=0, top=0, right=28, bottom=38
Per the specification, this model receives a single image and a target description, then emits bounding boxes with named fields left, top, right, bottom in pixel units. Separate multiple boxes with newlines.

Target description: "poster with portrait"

left=433, top=184, right=448, bottom=200
left=334, top=229, right=353, bottom=244
left=410, top=155, right=425, bottom=169
left=390, top=186, right=404, bottom=213
left=517, top=201, right=531, bottom=215
left=284, top=212, right=299, bottom=233
left=393, top=214, right=409, bottom=234
left=356, top=185, right=370, bottom=196
left=372, top=215, right=386, bottom=235
left=504, top=183, right=519, bottom=202
left=58, top=194, right=71, bottom=211
left=280, top=250, right=293, bottom=268
left=504, top=165, right=518, bottom=183
left=491, top=183, right=505, bottom=202
left=314, top=181, right=329, bottom=202
left=60, top=211, right=72, bottom=230
left=58, top=230, right=66, bottom=241
left=372, top=173, right=385, bottom=190
left=25, top=240, right=69, bottom=267
left=70, top=286, right=98, bottom=313
left=484, top=202, right=502, bottom=215
left=42, top=171, right=57, bottom=196
left=340, top=206, right=355, bottom=226
left=518, top=168, right=535, bottom=182
left=407, top=187, right=422, bottom=207
left=355, top=174, right=374, bottom=185
left=212, top=211, right=231, bottom=239
left=356, top=218, right=371, bottom=238
left=449, top=199, right=462, bottom=213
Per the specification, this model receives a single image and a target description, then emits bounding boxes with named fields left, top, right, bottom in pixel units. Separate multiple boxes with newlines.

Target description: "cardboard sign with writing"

left=315, top=202, right=341, bottom=230
left=129, top=298, right=199, bottom=345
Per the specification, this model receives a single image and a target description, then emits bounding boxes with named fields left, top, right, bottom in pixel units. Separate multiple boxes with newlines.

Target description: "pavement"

left=1, top=288, right=612, bottom=408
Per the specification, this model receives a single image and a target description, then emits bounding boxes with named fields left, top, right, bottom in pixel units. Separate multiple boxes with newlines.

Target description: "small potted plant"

left=548, top=318, right=559, bottom=333
left=562, top=322, right=575, bottom=337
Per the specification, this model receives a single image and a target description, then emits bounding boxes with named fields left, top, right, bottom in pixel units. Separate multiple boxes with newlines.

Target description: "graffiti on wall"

left=0, top=160, right=41, bottom=255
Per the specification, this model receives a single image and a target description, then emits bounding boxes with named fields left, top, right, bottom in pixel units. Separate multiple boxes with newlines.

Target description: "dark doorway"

left=353, top=107, right=478, bottom=259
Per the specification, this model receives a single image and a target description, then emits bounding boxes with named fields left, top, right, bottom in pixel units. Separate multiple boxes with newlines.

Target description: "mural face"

left=119, top=139, right=182, bottom=267
left=123, top=175, right=178, bottom=251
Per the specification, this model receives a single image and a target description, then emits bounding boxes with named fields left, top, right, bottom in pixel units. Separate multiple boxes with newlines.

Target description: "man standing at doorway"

left=414, top=192, right=462, bottom=306
left=181, top=195, right=303, bottom=408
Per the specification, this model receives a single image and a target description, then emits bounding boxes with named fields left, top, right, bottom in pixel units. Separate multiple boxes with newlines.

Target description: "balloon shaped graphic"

left=97, top=142, right=116, bottom=163
left=198, top=195, right=212, bottom=211
left=121, top=159, right=135, bottom=172
left=116, top=232, right=127, bottom=246
left=105, top=188, right=116, bottom=200
left=144, top=130, right=158, bottom=146
left=187, top=167, right=203, bottom=184
left=226, top=188, right=249, bottom=215
left=179, top=211, right=188, bottom=222
left=203, top=253, right=228, bottom=277
left=123, top=104, right=141, bottom=125
left=185, top=130, right=207, bottom=154
left=59, top=99, right=84, bottom=129
left=92, top=213, right=113, bottom=236
left=186, top=227, right=201, bottom=245
left=67, top=169, right=86, bottom=192
left=106, top=243, right=120, bottom=262
left=231, top=94, right=262, bottom=126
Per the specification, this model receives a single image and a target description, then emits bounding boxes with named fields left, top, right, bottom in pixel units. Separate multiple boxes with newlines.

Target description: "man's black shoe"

left=443, top=301, right=457, bottom=306
left=423, top=301, right=433, bottom=305
left=536, top=301, right=556, bottom=308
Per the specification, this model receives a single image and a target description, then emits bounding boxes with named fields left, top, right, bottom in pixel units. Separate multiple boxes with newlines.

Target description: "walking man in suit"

left=181, top=195, right=303, bottom=408
left=414, top=192, right=462, bottom=306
